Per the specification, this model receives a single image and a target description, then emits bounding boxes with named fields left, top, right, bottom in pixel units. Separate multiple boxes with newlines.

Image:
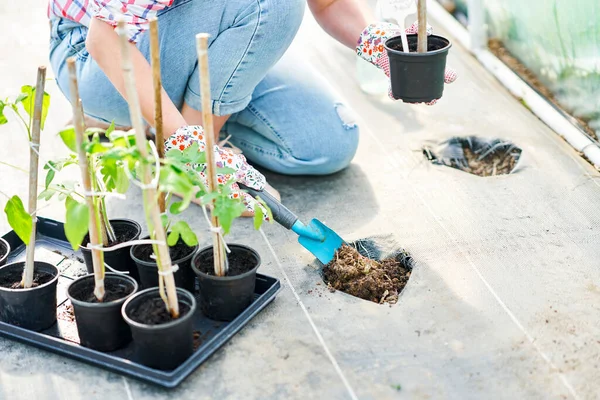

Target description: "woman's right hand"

left=165, top=125, right=269, bottom=218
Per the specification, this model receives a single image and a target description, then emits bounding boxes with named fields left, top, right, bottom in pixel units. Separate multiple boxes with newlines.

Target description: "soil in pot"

left=195, top=250, right=255, bottom=276
left=122, top=288, right=196, bottom=370
left=0, top=239, right=9, bottom=266
left=81, top=219, right=142, bottom=280
left=0, top=269, right=54, bottom=289
left=132, top=238, right=197, bottom=292
left=323, top=244, right=412, bottom=305
left=0, top=261, right=59, bottom=331
left=192, top=245, right=260, bottom=321
left=68, top=274, right=138, bottom=352
left=128, top=296, right=192, bottom=325
left=385, top=34, right=451, bottom=103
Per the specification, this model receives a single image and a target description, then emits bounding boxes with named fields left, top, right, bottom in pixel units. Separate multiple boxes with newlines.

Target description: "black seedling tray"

left=0, top=217, right=281, bottom=388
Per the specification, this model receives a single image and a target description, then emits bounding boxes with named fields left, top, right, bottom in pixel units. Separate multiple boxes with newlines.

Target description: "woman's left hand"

left=356, top=21, right=458, bottom=104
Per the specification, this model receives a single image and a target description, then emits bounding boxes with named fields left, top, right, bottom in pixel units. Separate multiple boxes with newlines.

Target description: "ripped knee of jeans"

left=334, top=102, right=358, bottom=130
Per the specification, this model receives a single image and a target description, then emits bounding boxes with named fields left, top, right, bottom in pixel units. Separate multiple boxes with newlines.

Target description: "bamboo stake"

left=117, top=21, right=179, bottom=317
left=417, top=0, right=428, bottom=53
left=67, top=59, right=105, bottom=300
left=149, top=18, right=166, bottom=213
left=196, top=33, right=228, bottom=277
left=22, top=66, right=46, bottom=288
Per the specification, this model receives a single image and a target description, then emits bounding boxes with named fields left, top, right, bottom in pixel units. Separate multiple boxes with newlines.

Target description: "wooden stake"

left=22, top=66, right=46, bottom=288
left=149, top=18, right=166, bottom=213
left=417, top=0, right=428, bottom=53
left=196, top=33, right=228, bottom=277
left=67, top=59, right=105, bottom=300
left=117, top=21, right=179, bottom=317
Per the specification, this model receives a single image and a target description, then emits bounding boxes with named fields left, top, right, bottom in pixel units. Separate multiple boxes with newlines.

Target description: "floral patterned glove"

left=165, top=125, right=268, bottom=217
left=357, top=21, right=458, bottom=104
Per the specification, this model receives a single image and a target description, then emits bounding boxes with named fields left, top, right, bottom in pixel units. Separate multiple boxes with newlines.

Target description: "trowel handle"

left=238, top=184, right=298, bottom=230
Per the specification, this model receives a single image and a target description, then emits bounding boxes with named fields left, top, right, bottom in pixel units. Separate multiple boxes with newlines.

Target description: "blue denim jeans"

left=49, top=0, right=359, bottom=175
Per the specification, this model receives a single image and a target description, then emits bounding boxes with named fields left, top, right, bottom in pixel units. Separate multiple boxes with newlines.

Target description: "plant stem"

left=0, top=160, right=28, bottom=173
left=21, top=66, right=46, bottom=289
left=118, top=21, right=179, bottom=318
left=417, top=0, right=428, bottom=53
left=67, top=58, right=105, bottom=301
left=150, top=18, right=166, bottom=214
left=196, top=33, right=228, bottom=277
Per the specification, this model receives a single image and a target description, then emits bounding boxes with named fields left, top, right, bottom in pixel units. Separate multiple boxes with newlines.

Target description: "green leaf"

left=44, top=162, right=56, bottom=189
left=114, top=166, right=129, bottom=193
left=105, top=121, right=115, bottom=137
left=212, top=194, right=245, bottom=235
left=64, top=197, right=89, bottom=250
left=254, top=204, right=263, bottom=230
left=4, top=196, right=33, bottom=245
left=20, top=85, right=51, bottom=130
left=38, top=189, right=55, bottom=201
left=0, top=101, right=7, bottom=125
left=168, top=221, right=198, bottom=247
left=169, top=201, right=184, bottom=215
left=59, top=126, right=78, bottom=152
left=217, top=167, right=236, bottom=175
left=160, top=213, right=169, bottom=229
left=159, top=166, right=195, bottom=211
left=167, top=230, right=180, bottom=247
left=165, top=141, right=206, bottom=165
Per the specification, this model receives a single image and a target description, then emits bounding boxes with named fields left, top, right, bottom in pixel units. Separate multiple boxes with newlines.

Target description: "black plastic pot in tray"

left=0, top=217, right=281, bottom=388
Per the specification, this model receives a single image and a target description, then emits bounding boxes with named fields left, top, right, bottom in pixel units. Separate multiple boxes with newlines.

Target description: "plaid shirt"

left=48, top=0, right=172, bottom=43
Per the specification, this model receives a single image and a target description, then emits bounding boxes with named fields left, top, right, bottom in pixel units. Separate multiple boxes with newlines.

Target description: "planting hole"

left=322, top=236, right=413, bottom=305
left=423, top=136, right=522, bottom=177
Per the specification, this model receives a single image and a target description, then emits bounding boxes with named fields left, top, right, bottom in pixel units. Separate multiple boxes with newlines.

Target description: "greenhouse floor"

left=1, top=2, right=600, bottom=400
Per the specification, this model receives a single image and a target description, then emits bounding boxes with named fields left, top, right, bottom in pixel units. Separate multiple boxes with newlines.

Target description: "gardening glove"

left=356, top=21, right=458, bottom=104
left=165, top=125, right=269, bottom=218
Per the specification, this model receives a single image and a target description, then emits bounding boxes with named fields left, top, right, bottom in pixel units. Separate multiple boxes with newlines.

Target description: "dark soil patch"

left=323, top=244, right=412, bottom=304
left=195, top=249, right=257, bottom=277
left=128, top=297, right=191, bottom=325
left=424, top=136, right=522, bottom=177
left=83, top=222, right=138, bottom=247
left=461, top=143, right=518, bottom=176
left=58, top=303, right=75, bottom=322
left=389, top=36, right=448, bottom=53
left=133, top=240, right=195, bottom=263
left=488, top=39, right=598, bottom=141
left=193, top=330, right=202, bottom=350
left=0, top=269, right=54, bottom=289
left=70, top=278, right=135, bottom=303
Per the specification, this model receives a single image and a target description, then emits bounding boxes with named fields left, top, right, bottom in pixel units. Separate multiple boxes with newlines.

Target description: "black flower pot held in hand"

left=81, top=219, right=142, bottom=282
left=192, top=244, right=260, bottom=322
left=131, top=236, right=198, bottom=293
left=122, top=287, right=196, bottom=370
left=384, top=34, right=452, bottom=103
left=0, top=261, right=59, bottom=331
left=67, top=273, right=138, bottom=352
left=0, top=238, right=10, bottom=267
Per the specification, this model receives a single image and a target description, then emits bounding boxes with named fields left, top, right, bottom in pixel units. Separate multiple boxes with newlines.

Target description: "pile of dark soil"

left=0, top=270, right=54, bottom=289
left=128, top=297, right=191, bottom=325
left=461, top=143, right=518, bottom=176
left=323, top=245, right=411, bottom=305
left=70, top=279, right=135, bottom=303
left=424, top=136, right=522, bottom=177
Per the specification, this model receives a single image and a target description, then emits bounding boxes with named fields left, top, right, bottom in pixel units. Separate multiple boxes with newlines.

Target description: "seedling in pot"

left=189, top=34, right=272, bottom=322
left=0, top=67, right=60, bottom=332
left=383, top=0, right=453, bottom=103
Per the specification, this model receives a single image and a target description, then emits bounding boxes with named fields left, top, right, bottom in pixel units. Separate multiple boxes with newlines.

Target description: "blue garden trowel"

left=239, top=184, right=345, bottom=264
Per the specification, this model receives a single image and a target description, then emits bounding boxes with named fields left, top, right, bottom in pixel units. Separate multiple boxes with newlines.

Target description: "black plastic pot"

left=81, top=219, right=142, bottom=282
left=131, top=236, right=197, bottom=293
left=0, top=261, right=59, bottom=331
left=67, top=273, right=138, bottom=351
left=192, top=244, right=260, bottom=321
left=0, top=237, right=10, bottom=267
left=384, top=34, right=452, bottom=103
left=122, top=287, right=196, bottom=370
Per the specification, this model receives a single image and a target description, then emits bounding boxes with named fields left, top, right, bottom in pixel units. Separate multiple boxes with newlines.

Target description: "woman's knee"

left=255, top=0, right=305, bottom=50
left=293, top=103, right=360, bottom=175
